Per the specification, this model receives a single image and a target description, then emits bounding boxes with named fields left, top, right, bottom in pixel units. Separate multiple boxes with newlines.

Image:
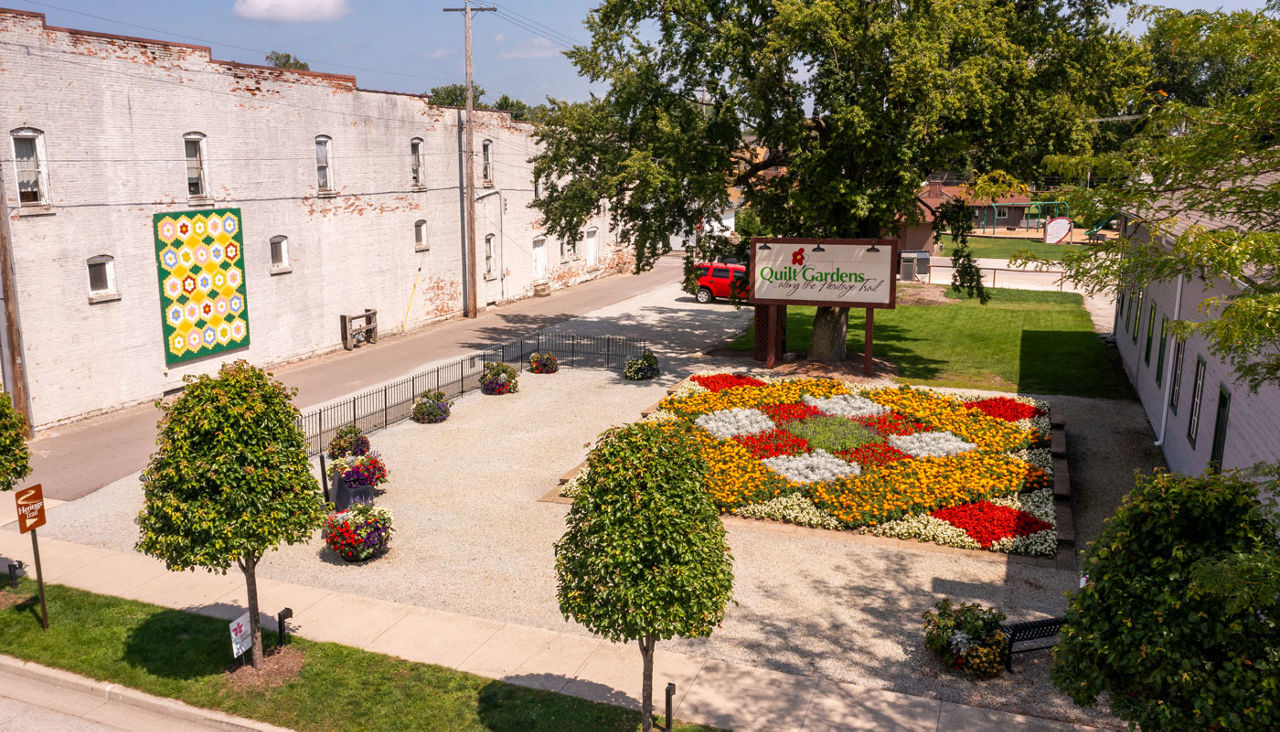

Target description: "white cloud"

left=499, top=37, right=559, bottom=60
left=233, top=0, right=350, bottom=23
left=425, top=46, right=455, bottom=60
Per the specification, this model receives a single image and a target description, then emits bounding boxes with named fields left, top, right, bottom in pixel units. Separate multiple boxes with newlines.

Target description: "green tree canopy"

left=0, top=393, right=29, bottom=491
left=531, top=0, right=1144, bottom=360
left=137, top=361, right=325, bottom=668
left=1030, top=6, right=1280, bottom=391
left=428, top=83, right=486, bottom=108
left=1052, top=470, right=1279, bottom=729
left=555, top=422, right=733, bottom=732
left=265, top=51, right=310, bottom=70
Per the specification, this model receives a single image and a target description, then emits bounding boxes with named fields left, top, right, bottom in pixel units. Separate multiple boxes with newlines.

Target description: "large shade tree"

left=137, top=361, right=325, bottom=669
left=531, top=0, right=1143, bottom=360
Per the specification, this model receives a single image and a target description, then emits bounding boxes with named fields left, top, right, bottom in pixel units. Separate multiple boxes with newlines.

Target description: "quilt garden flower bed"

left=639, top=373, right=1057, bottom=556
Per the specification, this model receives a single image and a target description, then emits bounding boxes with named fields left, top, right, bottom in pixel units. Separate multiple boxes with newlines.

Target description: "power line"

left=15, top=0, right=458, bottom=84
left=490, top=4, right=582, bottom=48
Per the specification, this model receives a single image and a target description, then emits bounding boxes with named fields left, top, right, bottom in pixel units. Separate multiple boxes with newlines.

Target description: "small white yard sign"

left=229, top=611, right=253, bottom=658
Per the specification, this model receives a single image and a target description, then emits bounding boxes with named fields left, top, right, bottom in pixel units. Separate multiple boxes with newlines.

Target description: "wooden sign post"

left=14, top=483, right=49, bottom=629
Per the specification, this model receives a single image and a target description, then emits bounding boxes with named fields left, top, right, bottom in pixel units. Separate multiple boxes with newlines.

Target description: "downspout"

left=476, top=188, right=504, bottom=302
left=1154, top=274, right=1184, bottom=447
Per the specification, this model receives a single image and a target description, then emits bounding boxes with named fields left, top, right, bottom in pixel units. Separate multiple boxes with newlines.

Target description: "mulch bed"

left=226, top=644, right=305, bottom=693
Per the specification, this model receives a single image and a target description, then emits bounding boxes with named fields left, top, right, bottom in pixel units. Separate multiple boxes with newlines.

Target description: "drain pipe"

left=476, top=188, right=505, bottom=301
left=1153, top=274, right=1184, bottom=446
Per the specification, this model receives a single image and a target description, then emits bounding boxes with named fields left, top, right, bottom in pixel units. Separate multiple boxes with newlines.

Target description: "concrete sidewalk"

left=0, top=532, right=1096, bottom=731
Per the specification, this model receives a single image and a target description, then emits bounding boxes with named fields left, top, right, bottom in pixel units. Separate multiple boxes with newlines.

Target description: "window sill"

left=187, top=196, right=215, bottom=207
left=270, top=265, right=293, bottom=276
left=87, top=292, right=120, bottom=305
left=316, top=190, right=339, bottom=199
left=484, top=274, right=497, bottom=282
left=411, top=184, right=429, bottom=192
left=16, top=205, right=55, bottom=217
left=481, top=179, right=494, bottom=189
left=414, top=245, right=430, bottom=253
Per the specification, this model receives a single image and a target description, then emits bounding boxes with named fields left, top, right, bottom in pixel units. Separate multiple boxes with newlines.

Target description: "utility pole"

left=0, top=158, right=32, bottom=435
left=443, top=1, right=494, bottom=318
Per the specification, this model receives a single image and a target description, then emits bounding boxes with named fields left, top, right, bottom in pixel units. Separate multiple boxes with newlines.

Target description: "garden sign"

left=749, top=238, right=899, bottom=375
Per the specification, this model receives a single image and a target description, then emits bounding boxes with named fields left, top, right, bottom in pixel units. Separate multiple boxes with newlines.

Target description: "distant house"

left=899, top=180, right=1039, bottom=252
left=1113, top=212, right=1280, bottom=474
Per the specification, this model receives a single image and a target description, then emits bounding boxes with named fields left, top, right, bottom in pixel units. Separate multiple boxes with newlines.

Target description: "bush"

left=327, top=424, right=369, bottom=459
left=412, top=390, right=451, bottom=423
left=923, top=598, right=1009, bottom=678
left=479, top=362, right=519, bottom=395
left=0, top=392, right=30, bottom=492
left=1052, top=470, right=1280, bottom=729
left=324, top=502, right=394, bottom=562
left=624, top=351, right=660, bottom=380
left=529, top=351, right=559, bottom=374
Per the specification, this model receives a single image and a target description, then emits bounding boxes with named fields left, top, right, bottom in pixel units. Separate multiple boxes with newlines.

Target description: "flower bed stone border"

left=539, top=379, right=1078, bottom=571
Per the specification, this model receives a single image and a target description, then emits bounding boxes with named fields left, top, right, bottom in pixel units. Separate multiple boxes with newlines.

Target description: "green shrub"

left=923, top=598, right=1008, bottom=678
left=479, top=362, right=519, bottom=395
left=326, top=424, right=368, bottom=459
left=1052, top=470, right=1280, bottom=729
left=624, top=351, right=660, bottom=380
left=783, top=416, right=880, bottom=452
left=0, top=392, right=30, bottom=491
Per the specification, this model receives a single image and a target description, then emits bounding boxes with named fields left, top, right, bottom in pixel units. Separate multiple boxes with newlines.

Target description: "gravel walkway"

left=36, top=282, right=1141, bottom=729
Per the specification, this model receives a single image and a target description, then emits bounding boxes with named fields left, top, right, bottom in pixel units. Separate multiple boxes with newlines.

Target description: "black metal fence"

left=297, top=332, right=648, bottom=456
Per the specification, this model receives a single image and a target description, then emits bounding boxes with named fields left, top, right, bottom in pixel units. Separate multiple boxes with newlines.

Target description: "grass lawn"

left=0, top=580, right=717, bottom=732
left=936, top=235, right=1084, bottom=262
left=728, top=288, right=1132, bottom=399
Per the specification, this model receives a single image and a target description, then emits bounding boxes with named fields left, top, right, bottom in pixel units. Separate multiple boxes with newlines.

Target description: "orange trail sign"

left=14, top=483, right=45, bottom=534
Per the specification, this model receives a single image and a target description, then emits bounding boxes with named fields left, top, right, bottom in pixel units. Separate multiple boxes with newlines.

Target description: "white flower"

left=888, top=431, right=977, bottom=458
left=867, top=513, right=980, bottom=549
left=762, top=449, right=859, bottom=483
left=642, top=409, right=678, bottom=423
left=671, top=379, right=709, bottom=397
left=803, top=393, right=889, bottom=419
left=950, top=630, right=975, bottom=654
left=1011, top=448, right=1053, bottom=478
left=694, top=408, right=775, bottom=439
left=734, top=492, right=843, bottom=529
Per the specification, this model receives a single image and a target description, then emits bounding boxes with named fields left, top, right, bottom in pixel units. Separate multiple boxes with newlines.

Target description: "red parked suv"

left=693, top=262, right=748, bottom=303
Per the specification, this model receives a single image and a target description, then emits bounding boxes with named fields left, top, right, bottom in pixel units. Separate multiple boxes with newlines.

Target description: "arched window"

left=481, top=139, right=492, bottom=183
left=269, top=235, right=290, bottom=272
left=87, top=254, right=118, bottom=303
left=414, top=220, right=428, bottom=251
left=315, top=135, right=332, bottom=190
left=484, top=233, right=495, bottom=278
left=410, top=137, right=423, bottom=186
left=184, top=132, right=207, bottom=197
left=11, top=127, right=48, bottom=205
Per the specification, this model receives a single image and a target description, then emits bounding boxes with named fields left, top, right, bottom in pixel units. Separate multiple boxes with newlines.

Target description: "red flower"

left=854, top=412, right=932, bottom=436
left=761, top=402, right=820, bottom=423
left=930, top=501, right=1052, bottom=547
left=692, top=374, right=767, bottom=392
left=734, top=429, right=810, bottom=459
left=792, top=247, right=805, bottom=266
left=836, top=443, right=911, bottom=468
left=965, top=397, right=1045, bottom=422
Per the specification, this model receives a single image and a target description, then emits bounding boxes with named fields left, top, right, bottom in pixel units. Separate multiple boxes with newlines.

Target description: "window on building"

left=1143, top=304, right=1156, bottom=365
left=996, top=207, right=1010, bottom=219
left=86, top=255, right=117, bottom=302
left=1116, top=291, right=1127, bottom=331
left=1187, top=356, right=1207, bottom=446
left=11, top=128, right=48, bottom=205
left=1131, top=292, right=1143, bottom=344
left=1155, top=317, right=1169, bottom=386
left=414, top=220, right=428, bottom=251
left=533, top=176, right=540, bottom=200
left=481, top=139, right=492, bottom=183
left=484, top=233, right=495, bottom=278
left=269, top=235, right=290, bottom=272
left=184, top=132, right=207, bottom=197
left=1170, top=339, right=1186, bottom=413
left=315, top=135, right=332, bottom=191
left=410, top=138, right=423, bottom=186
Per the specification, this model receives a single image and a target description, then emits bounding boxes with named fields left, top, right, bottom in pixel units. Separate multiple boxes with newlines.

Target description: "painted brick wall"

left=0, top=10, right=628, bottom=428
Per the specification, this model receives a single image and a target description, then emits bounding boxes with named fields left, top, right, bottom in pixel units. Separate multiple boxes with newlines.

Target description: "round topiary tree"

left=555, top=422, right=733, bottom=732
left=137, top=361, right=325, bottom=669
left=0, top=392, right=30, bottom=491
left=1053, top=470, right=1279, bottom=729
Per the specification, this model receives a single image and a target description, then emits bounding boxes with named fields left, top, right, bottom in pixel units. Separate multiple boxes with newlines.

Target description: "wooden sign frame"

left=748, top=238, right=899, bottom=309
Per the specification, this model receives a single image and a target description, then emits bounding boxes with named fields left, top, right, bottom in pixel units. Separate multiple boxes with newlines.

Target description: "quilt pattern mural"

left=154, top=209, right=250, bottom=365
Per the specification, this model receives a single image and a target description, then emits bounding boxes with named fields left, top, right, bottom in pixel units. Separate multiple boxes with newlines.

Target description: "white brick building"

left=0, top=8, right=629, bottom=429
left=1113, top=215, right=1280, bottom=475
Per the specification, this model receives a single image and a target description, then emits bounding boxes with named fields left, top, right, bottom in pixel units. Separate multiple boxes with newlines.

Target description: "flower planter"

left=330, top=475, right=373, bottom=511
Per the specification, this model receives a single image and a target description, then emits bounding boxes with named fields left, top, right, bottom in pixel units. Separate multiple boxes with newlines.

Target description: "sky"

left=4, top=0, right=1272, bottom=105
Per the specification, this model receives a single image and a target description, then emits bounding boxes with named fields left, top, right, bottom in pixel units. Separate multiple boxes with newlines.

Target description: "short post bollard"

left=665, top=682, right=676, bottom=731
left=7, top=561, right=21, bottom=588
left=277, top=607, right=294, bottom=648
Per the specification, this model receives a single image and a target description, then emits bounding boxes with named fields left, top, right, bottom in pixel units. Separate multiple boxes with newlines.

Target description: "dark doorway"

left=1209, top=386, right=1231, bottom=473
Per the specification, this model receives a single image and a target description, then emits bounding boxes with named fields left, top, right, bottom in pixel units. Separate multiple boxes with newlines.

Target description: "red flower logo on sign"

left=792, top=247, right=805, bottom=266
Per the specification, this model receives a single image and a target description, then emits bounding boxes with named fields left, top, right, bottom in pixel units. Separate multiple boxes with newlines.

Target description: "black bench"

left=1000, top=617, right=1066, bottom=672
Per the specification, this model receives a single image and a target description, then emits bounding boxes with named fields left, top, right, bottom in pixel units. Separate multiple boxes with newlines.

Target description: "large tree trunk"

left=809, top=306, right=849, bottom=362
left=639, top=634, right=655, bottom=732
left=239, top=553, right=264, bottom=669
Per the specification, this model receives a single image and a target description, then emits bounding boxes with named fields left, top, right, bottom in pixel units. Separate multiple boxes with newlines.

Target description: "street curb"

left=0, top=654, right=292, bottom=732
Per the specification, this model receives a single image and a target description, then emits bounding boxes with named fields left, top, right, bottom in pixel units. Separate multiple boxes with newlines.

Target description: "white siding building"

left=0, top=8, right=629, bottom=429
left=1112, top=216, right=1280, bottom=475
